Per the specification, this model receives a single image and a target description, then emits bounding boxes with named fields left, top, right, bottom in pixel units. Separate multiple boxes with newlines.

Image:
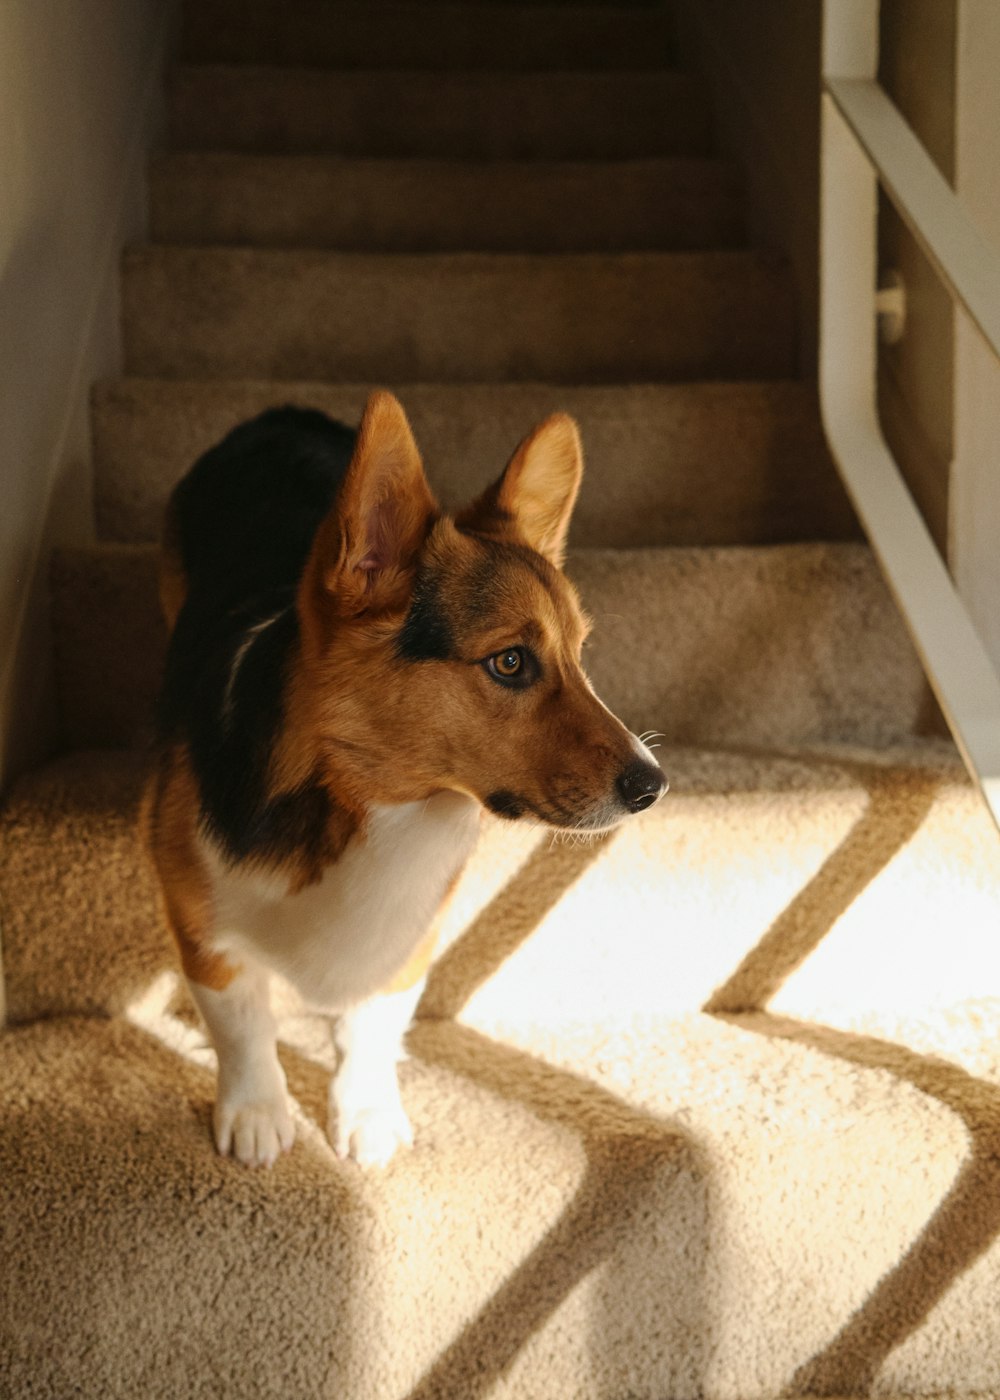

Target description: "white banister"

left=820, top=1, right=1000, bottom=833
left=827, top=77, right=1000, bottom=359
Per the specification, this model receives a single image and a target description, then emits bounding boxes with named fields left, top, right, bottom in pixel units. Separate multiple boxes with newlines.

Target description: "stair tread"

left=4, top=742, right=999, bottom=1393
left=91, top=377, right=856, bottom=547
left=3, top=738, right=989, bottom=1028
left=180, top=0, right=678, bottom=70
left=8, top=999, right=996, bottom=1397
left=121, top=248, right=796, bottom=383
left=47, top=540, right=931, bottom=753
left=149, top=152, right=745, bottom=252
left=168, top=66, right=713, bottom=159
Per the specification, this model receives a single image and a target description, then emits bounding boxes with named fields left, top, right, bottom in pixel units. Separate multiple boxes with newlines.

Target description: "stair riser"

left=121, top=250, right=796, bottom=384
left=49, top=544, right=929, bottom=753
left=149, top=155, right=745, bottom=254
left=180, top=1, right=678, bottom=70
left=168, top=69, right=712, bottom=160
left=92, top=380, right=857, bottom=548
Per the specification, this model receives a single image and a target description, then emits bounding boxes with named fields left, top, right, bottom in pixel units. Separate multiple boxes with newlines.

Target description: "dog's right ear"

left=456, top=413, right=583, bottom=568
left=300, top=391, right=437, bottom=636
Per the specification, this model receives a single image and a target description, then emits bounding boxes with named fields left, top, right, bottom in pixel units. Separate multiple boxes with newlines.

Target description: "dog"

left=144, top=390, right=666, bottom=1169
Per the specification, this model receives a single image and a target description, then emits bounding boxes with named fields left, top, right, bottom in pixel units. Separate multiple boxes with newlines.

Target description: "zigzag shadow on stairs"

left=704, top=760, right=941, bottom=1016
left=405, top=1022, right=703, bottom=1400
left=400, top=831, right=707, bottom=1398
left=723, top=1011, right=1000, bottom=1397
left=418, top=828, right=618, bottom=1022
left=703, top=759, right=1000, bottom=1393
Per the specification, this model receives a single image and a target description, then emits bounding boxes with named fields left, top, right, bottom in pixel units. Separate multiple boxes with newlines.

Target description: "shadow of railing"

left=403, top=828, right=702, bottom=1399
left=406, top=1021, right=693, bottom=1400
left=417, top=829, right=614, bottom=1021
left=703, top=758, right=1000, bottom=1392
left=705, top=761, right=939, bottom=1014
left=715, top=1010, right=1000, bottom=1395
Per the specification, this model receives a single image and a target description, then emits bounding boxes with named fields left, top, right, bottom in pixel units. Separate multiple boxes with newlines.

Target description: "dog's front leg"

left=328, top=981, right=424, bottom=1168
left=189, top=964, right=295, bottom=1169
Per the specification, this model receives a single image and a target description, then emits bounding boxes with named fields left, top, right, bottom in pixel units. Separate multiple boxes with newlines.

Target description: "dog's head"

left=297, top=391, right=666, bottom=831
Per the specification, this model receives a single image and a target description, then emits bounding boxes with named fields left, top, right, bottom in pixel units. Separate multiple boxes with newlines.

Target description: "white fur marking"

left=193, top=790, right=479, bottom=1166
left=221, top=608, right=287, bottom=725
left=189, top=969, right=294, bottom=1169
left=200, top=791, right=479, bottom=1012
left=329, top=983, right=424, bottom=1166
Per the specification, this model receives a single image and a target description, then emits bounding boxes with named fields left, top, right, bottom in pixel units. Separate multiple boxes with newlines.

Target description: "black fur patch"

left=157, top=407, right=356, bottom=865
left=485, top=789, right=527, bottom=821
left=395, top=567, right=454, bottom=662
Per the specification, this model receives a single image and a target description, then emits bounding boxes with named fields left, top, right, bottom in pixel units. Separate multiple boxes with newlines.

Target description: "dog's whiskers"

left=547, top=823, right=607, bottom=850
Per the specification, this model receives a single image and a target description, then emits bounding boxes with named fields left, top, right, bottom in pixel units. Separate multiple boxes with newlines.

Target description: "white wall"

left=0, top=0, right=175, bottom=791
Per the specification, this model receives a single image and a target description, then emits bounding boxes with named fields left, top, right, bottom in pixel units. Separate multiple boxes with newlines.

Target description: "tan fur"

left=157, top=498, right=188, bottom=634
left=143, top=747, right=238, bottom=993
left=457, top=413, right=583, bottom=566
left=293, top=510, right=631, bottom=832
left=300, top=390, right=438, bottom=651
left=148, top=391, right=653, bottom=995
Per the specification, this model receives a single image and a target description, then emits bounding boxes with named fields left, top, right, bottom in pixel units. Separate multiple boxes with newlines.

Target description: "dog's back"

left=160, top=406, right=355, bottom=631
left=156, top=407, right=357, bottom=867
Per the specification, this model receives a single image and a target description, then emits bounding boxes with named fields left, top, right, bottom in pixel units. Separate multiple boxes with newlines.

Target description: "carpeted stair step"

left=3, top=743, right=995, bottom=1031
left=168, top=68, right=712, bottom=160
left=120, top=249, right=796, bottom=383
left=48, top=542, right=930, bottom=752
left=180, top=1, right=678, bottom=71
left=9, top=1001, right=997, bottom=1397
left=91, top=379, right=857, bottom=548
left=148, top=154, right=744, bottom=253
left=4, top=747, right=999, bottom=1395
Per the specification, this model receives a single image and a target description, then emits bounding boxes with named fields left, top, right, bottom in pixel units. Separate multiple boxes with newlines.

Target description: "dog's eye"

left=492, top=649, right=522, bottom=677
left=484, top=647, right=536, bottom=688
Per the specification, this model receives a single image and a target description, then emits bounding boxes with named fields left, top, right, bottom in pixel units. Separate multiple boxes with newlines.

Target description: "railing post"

left=822, top=0, right=878, bottom=80
left=818, top=0, right=1000, bottom=834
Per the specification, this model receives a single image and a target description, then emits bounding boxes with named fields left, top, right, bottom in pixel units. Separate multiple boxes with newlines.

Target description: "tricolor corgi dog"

left=145, top=391, right=666, bottom=1169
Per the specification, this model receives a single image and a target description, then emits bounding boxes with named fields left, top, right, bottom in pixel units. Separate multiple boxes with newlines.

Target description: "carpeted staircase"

left=4, top=3, right=1000, bottom=1396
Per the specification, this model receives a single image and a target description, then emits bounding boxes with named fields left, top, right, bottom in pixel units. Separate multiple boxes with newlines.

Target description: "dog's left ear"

left=457, top=413, right=583, bottom=568
left=301, top=391, right=437, bottom=627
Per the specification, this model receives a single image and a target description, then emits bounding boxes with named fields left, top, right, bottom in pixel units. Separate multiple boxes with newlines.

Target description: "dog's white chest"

left=203, top=792, right=480, bottom=1009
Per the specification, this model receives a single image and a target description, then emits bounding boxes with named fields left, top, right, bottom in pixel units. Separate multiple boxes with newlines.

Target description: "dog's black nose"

left=616, top=759, right=667, bottom=814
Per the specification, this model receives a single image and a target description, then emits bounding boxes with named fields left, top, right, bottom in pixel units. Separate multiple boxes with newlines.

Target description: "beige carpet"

left=5, top=744, right=1000, bottom=1397
left=4, top=1, right=1000, bottom=1396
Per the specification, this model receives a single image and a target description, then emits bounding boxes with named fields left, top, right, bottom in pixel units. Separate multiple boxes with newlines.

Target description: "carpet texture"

left=48, top=540, right=933, bottom=751
left=5, top=744, right=1000, bottom=1396
left=90, top=379, right=855, bottom=547
left=4, top=0, right=1000, bottom=1396
left=167, top=69, right=712, bottom=160
left=178, top=1, right=679, bottom=71
left=148, top=154, right=744, bottom=253
left=120, top=248, right=796, bottom=383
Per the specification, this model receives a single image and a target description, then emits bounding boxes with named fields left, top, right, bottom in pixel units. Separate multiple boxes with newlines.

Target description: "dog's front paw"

left=330, top=1100, right=413, bottom=1168
left=214, top=1095, right=295, bottom=1169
